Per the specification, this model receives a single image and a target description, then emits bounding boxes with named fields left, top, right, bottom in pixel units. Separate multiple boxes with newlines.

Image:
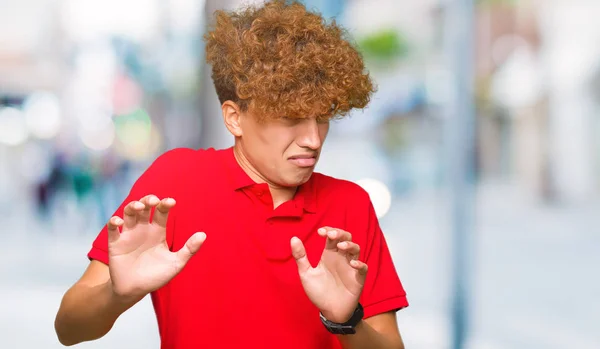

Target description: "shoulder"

left=148, top=147, right=217, bottom=172
left=152, top=147, right=208, bottom=164
left=129, top=147, right=219, bottom=198
left=311, top=172, right=371, bottom=206
left=134, top=147, right=218, bottom=187
left=311, top=173, right=378, bottom=243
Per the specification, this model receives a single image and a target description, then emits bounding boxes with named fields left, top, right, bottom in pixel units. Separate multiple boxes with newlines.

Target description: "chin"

left=280, top=172, right=313, bottom=188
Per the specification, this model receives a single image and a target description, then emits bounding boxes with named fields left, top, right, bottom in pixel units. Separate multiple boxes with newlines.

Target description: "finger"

left=291, top=237, right=311, bottom=274
left=139, top=195, right=160, bottom=223
left=318, top=226, right=350, bottom=237
left=317, top=227, right=328, bottom=237
left=319, top=227, right=352, bottom=250
left=107, top=216, right=124, bottom=243
left=175, top=232, right=206, bottom=268
left=319, top=227, right=352, bottom=242
left=337, top=241, right=360, bottom=259
left=327, top=228, right=352, bottom=242
left=350, top=259, right=368, bottom=278
left=153, top=198, right=176, bottom=228
left=123, top=201, right=144, bottom=229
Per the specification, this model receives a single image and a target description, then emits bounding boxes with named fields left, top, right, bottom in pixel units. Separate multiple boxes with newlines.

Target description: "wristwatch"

left=319, top=303, right=364, bottom=335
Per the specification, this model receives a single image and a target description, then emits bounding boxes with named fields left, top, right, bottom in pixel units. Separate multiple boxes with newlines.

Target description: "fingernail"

left=115, top=218, right=124, bottom=225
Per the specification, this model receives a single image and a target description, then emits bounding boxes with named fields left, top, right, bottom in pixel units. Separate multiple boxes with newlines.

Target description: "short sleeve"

left=355, top=192, right=409, bottom=319
left=87, top=148, right=195, bottom=265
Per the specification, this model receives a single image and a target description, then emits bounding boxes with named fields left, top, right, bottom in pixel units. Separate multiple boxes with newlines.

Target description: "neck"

left=232, top=143, right=297, bottom=208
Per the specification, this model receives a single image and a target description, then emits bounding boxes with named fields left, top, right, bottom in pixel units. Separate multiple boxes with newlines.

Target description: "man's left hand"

left=291, top=227, right=368, bottom=324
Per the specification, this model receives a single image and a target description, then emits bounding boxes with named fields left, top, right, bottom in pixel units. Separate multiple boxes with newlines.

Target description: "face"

left=223, top=102, right=330, bottom=188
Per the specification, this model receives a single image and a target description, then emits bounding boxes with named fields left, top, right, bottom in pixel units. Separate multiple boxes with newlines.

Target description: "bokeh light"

left=79, top=119, right=116, bottom=151
left=22, top=92, right=62, bottom=139
left=78, top=108, right=114, bottom=132
left=0, top=107, right=29, bottom=146
left=115, top=108, right=152, bottom=146
left=355, top=178, right=393, bottom=219
left=114, top=108, right=160, bottom=159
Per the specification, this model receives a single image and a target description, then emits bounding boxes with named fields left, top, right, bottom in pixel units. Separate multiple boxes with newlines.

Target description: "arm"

left=55, top=196, right=205, bottom=346
left=291, top=184, right=408, bottom=349
left=336, top=186, right=407, bottom=349
left=338, top=312, right=404, bottom=349
left=291, top=226, right=407, bottom=349
left=54, top=260, right=144, bottom=346
left=55, top=149, right=201, bottom=346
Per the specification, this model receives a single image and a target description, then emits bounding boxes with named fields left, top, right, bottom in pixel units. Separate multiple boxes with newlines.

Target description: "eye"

left=280, top=116, right=300, bottom=125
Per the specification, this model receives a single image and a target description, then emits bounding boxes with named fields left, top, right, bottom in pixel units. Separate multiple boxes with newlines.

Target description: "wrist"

left=335, top=320, right=365, bottom=338
left=105, top=280, right=145, bottom=311
left=320, top=303, right=364, bottom=335
left=320, top=310, right=353, bottom=324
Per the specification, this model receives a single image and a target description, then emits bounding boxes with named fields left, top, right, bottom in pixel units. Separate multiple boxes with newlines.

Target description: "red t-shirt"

left=88, top=147, right=408, bottom=349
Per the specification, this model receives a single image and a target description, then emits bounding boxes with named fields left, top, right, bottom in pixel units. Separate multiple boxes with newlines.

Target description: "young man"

left=54, top=1, right=408, bottom=348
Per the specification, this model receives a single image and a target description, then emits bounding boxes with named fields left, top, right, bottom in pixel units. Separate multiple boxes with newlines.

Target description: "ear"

left=222, top=101, right=243, bottom=137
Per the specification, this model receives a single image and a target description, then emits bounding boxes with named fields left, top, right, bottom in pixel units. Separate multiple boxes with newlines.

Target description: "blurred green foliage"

left=357, top=29, right=409, bottom=62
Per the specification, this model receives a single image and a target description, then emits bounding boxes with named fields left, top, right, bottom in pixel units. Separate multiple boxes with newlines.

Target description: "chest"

left=154, top=183, right=364, bottom=348
left=166, top=186, right=350, bottom=302
left=172, top=185, right=350, bottom=264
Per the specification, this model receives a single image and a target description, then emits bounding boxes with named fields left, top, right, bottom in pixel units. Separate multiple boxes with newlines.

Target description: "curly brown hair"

left=204, top=0, right=375, bottom=121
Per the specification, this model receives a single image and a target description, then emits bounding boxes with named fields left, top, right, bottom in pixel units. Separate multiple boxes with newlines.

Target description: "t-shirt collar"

left=221, top=146, right=316, bottom=213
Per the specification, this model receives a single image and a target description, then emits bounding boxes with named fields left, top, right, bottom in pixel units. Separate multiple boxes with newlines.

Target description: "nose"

left=297, top=118, right=323, bottom=150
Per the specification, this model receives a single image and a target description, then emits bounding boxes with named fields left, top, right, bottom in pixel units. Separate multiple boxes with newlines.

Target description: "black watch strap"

left=320, top=303, right=364, bottom=335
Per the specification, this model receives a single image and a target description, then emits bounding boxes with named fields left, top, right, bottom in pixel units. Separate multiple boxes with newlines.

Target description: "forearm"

left=54, top=280, right=143, bottom=346
left=337, top=320, right=404, bottom=349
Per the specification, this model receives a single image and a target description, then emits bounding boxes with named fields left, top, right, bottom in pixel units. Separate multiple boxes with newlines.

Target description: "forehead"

left=247, top=103, right=336, bottom=122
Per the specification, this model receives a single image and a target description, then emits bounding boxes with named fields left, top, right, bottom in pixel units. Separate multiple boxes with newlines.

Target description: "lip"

left=288, top=154, right=317, bottom=167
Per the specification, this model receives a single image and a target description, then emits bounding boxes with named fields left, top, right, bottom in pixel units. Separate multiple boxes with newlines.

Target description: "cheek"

left=257, top=130, right=291, bottom=159
left=280, top=130, right=300, bottom=150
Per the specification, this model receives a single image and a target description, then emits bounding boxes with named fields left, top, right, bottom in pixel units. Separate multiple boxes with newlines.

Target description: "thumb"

left=175, top=232, right=207, bottom=267
left=291, top=237, right=311, bottom=275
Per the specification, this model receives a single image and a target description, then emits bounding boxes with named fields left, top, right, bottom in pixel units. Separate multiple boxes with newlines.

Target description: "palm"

left=106, top=196, right=206, bottom=299
left=109, top=224, right=178, bottom=296
left=291, top=228, right=368, bottom=324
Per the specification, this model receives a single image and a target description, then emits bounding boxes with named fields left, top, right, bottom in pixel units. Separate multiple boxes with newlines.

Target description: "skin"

left=53, top=100, right=404, bottom=349
left=222, top=101, right=330, bottom=208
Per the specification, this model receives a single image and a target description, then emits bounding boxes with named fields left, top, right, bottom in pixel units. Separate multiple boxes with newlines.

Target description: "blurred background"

left=1, top=0, right=599, bottom=348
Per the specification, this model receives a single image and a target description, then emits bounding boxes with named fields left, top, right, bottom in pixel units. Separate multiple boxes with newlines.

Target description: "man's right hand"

left=106, top=195, right=206, bottom=301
